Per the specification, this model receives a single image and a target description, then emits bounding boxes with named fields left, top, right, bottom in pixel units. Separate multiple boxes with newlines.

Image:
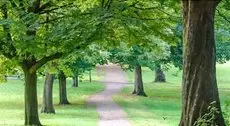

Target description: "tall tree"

left=0, top=1, right=103, bottom=125
left=180, top=0, right=226, bottom=125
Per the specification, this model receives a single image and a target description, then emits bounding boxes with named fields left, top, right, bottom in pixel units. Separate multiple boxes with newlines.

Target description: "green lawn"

left=0, top=72, right=104, bottom=126
left=113, top=63, right=230, bottom=126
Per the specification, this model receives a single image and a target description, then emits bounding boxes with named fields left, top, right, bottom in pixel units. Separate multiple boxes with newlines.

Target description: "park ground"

left=0, top=63, right=230, bottom=126
left=0, top=70, right=104, bottom=126
left=113, top=62, right=230, bottom=126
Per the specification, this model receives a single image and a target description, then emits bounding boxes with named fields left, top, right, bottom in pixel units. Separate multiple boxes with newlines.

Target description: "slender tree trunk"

left=154, top=64, right=166, bottom=82
left=89, top=70, right=92, bottom=82
left=180, top=1, right=225, bottom=126
left=58, top=71, right=70, bottom=105
left=132, top=65, right=147, bottom=97
left=72, top=74, right=78, bottom=87
left=41, top=73, right=55, bottom=114
left=23, top=68, right=42, bottom=126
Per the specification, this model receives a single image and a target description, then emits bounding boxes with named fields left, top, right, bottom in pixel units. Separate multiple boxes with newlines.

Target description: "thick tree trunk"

left=180, top=1, right=225, bottom=126
left=41, top=73, right=55, bottom=114
left=154, top=64, right=166, bottom=82
left=23, top=69, right=42, bottom=126
left=132, top=65, right=147, bottom=97
left=58, top=71, right=70, bottom=105
left=72, top=74, right=78, bottom=87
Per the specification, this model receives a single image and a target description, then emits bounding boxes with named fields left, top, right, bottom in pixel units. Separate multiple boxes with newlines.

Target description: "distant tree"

left=58, top=70, right=70, bottom=105
left=41, top=72, right=55, bottom=114
left=109, top=40, right=169, bottom=96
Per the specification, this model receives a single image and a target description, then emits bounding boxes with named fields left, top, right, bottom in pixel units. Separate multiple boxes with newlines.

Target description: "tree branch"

left=39, top=3, right=73, bottom=14
left=105, top=0, right=113, bottom=10
left=216, top=9, right=230, bottom=23
left=131, top=6, right=158, bottom=10
left=122, top=15, right=178, bottom=22
left=40, top=16, right=66, bottom=24
left=29, top=52, right=63, bottom=73
left=101, top=0, right=105, bottom=8
left=38, top=1, right=53, bottom=13
left=0, top=3, right=17, bottom=59
left=8, top=0, right=17, bottom=8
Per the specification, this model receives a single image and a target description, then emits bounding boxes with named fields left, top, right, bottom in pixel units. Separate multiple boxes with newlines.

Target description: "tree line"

left=0, top=0, right=229, bottom=126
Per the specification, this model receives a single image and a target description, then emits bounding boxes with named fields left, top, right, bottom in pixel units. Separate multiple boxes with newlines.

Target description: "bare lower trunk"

left=89, top=70, right=92, bottom=82
left=58, top=71, right=70, bottom=105
left=72, top=74, right=78, bottom=87
left=132, top=65, right=147, bottom=97
left=41, top=73, right=55, bottom=114
left=180, top=1, right=225, bottom=126
left=154, top=64, right=166, bottom=82
left=23, top=68, right=42, bottom=126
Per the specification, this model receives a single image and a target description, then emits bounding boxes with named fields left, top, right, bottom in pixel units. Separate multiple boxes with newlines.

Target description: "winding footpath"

left=88, top=65, right=131, bottom=126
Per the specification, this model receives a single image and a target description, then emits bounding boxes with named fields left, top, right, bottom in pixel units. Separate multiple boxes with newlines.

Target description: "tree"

left=109, top=41, right=169, bottom=96
left=0, top=1, right=103, bottom=125
left=41, top=73, right=55, bottom=114
left=133, top=65, right=147, bottom=96
left=68, top=58, right=95, bottom=87
left=154, top=63, right=166, bottom=82
left=180, top=0, right=226, bottom=125
left=58, top=70, right=70, bottom=105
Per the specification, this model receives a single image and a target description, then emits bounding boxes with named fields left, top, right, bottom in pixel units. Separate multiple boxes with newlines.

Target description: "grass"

left=113, top=63, right=230, bottom=126
left=0, top=71, right=104, bottom=126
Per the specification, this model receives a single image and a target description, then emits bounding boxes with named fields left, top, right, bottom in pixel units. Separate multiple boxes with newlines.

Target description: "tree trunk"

left=23, top=68, right=42, bottom=126
left=58, top=71, right=70, bottom=105
left=72, top=74, right=78, bottom=87
left=89, top=70, right=92, bottom=82
left=132, top=65, right=147, bottom=97
left=41, top=73, right=55, bottom=114
left=180, top=1, right=225, bottom=126
left=154, top=64, right=166, bottom=82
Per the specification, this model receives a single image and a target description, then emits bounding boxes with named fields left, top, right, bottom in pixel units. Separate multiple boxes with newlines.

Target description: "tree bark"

left=72, top=74, right=78, bottom=87
left=41, top=73, right=55, bottom=114
left=89, top=70, right=92, bottom=82
left=154, top=64, right=166, bottom=82
left=23, top=67, right=42, bottom=126
left=58, top=71, right=70, bottom=105
left=180, top=1, right=225, bottom=126
left=132, top=65, right=147, bottom=97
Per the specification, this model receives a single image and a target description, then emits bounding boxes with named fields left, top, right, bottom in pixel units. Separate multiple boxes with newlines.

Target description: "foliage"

left=108, top=37, right=170, bottom=71
left=223, top=101, right=230, bottom=126
left=193, top=101, right=220, bottom=126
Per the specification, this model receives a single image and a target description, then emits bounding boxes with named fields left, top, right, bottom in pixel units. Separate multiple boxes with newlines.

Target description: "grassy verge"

left=114, top=63, right=230, bottom=126
left=0, top=74, right=104, bottom=126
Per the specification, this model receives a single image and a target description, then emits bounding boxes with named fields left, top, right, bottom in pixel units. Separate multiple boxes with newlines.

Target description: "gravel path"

left=88, top=65, right=131, bottom=126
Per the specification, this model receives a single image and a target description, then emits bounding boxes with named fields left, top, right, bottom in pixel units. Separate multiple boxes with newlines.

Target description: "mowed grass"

left=0, top=70, right=104, bottom=126
left=113, top=63, right=230, bottom=126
